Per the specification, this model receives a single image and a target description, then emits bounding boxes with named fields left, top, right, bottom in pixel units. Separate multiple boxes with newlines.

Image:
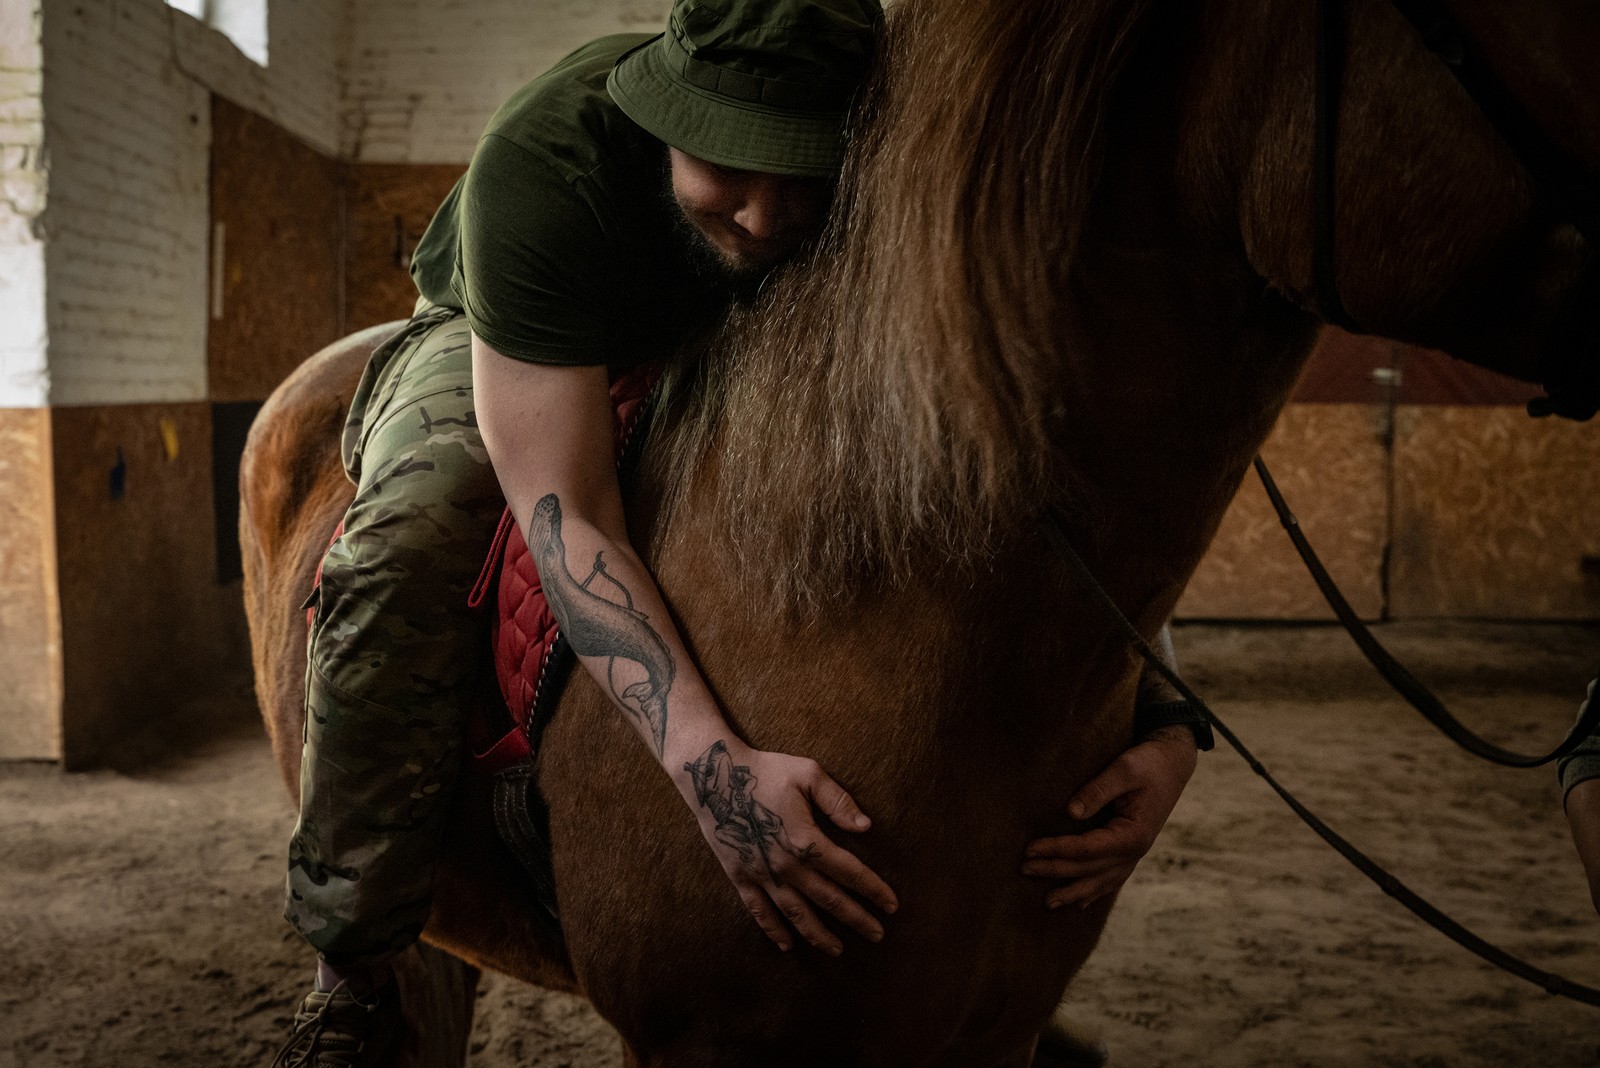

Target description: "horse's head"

left=649, top=0, right=1600, bottom=614
left=1232, top=0, right=1599, bottom=412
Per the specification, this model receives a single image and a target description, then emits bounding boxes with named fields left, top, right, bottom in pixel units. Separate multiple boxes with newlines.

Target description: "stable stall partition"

left=1179, top=330, right=1600, bottom=621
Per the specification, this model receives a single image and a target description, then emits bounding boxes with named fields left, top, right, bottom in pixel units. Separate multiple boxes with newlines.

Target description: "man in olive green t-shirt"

left=276, top=4, right=887, bottom=1064
left=277, top=1, right=1207, bottom=1064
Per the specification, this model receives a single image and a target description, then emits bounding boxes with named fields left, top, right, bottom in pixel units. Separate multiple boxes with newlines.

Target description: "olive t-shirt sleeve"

left=453, top=133, right=614, bottom=365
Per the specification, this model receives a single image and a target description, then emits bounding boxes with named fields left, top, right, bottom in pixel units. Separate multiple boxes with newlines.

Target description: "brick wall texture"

left=41, top=0, right=341, bottom=407
left=0, top=0, right=47, bottom=407
left=341, top=0, right=669, bottom=163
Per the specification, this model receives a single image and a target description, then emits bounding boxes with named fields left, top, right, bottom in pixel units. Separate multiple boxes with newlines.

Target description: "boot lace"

left=271, top=981, right=385, bottom=1068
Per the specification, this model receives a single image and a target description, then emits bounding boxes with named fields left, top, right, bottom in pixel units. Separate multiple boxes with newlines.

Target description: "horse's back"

left=240, top=321, right=403, bottom=795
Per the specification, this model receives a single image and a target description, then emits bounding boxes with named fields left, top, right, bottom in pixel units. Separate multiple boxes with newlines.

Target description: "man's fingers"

left=1025, top=823, right=1140, bottom=863
left=804, top=836, right=898, bottom=916
left=806, top=767, right=872, bottom=832
left=1051, top=869, right=1130, bottom=910
left=736, top=886, right=793, bottom=952
left=790, top=867, right=884, bottom=943
left=1067, top=758, right=1136, bottom=821
left=1020, top=854, right=1123, bottom=881
left=1045, top=864, right=1137, bottom=910
left=767, top=883, right=843, bottom=956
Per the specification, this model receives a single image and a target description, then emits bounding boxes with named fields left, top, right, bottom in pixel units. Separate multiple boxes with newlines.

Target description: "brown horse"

left=241, top=0, right=1598, bottom=1063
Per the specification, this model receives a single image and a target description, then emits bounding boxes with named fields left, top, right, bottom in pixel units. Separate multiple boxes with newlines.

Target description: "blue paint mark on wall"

left=109, top=446, right=126, bottom=501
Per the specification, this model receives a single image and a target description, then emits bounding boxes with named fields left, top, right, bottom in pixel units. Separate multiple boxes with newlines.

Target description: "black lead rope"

left=1253, top=457, right=1600, bottom=768
left=1041, top=508, right=1600, bottom=1008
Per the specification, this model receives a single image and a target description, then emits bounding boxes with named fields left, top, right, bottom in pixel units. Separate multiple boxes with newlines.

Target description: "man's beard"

left=659, top=159, right=774, bottom=301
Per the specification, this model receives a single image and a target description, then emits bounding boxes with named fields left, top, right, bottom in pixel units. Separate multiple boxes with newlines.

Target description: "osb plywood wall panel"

left=344, top=163, right=465, bottom=331
left=1390, top=406, right=1600, bottom=619
left=209, top=97, right=343, bottom=403
left=50, top=402, right=250, bottom=767
left=0, top=407, right=61, bottom=760
left=1177, top=404, right=1388, bottom=620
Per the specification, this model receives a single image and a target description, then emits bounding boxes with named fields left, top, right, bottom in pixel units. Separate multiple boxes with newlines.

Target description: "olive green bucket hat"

left=607, top=0, right=883, bottom=177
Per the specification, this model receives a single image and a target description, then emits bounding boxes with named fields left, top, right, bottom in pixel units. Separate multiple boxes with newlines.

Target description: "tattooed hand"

left=520, top=496, right=897, bottom=949
left=676, top=739, right=898, bottom=955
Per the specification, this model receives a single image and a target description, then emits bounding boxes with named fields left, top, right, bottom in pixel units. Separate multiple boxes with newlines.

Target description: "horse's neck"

left=1047, top=257, right=1315, bottom=630
left=641, top=1, right=1326, bottom=633
left=1034, top=9, right=1321, bottom=626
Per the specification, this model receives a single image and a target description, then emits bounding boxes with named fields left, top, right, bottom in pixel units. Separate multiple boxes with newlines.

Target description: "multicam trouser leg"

left=285, top=303, right=505, bottom=969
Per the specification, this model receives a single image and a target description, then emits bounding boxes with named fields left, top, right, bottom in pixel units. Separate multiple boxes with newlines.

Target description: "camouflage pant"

left=285, top=302, right=505, bottom=969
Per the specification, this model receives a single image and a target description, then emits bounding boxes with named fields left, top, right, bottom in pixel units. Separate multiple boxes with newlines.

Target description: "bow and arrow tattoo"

left=527, top=494, right=816, bottom=882
left=526, top=493, right=676, bottom=756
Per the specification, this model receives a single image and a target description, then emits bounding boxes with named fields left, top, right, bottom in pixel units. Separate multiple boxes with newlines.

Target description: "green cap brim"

left=607, top=35, right=848, bottom=178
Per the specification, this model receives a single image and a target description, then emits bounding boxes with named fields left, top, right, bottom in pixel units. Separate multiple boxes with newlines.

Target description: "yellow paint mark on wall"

left=158, top=417, right=180, bottom=462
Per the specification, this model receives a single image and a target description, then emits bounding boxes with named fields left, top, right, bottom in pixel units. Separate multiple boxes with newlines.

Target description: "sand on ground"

left=3, top=622, right=1598, bottom=1067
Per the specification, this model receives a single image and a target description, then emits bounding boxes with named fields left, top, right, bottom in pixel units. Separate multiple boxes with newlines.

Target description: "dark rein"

left=1045, top=510, right=1600, bottom=1008
left=1051, top=0, right=1600, bottom=1008
left=1307, top=0, right=1600, bottom=769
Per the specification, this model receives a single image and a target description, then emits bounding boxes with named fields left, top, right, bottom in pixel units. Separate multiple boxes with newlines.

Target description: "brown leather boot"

left=272, top=971, right=402, bottom=1067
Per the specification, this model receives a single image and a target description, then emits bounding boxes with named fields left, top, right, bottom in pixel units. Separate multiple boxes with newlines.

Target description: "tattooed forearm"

left=684, top=741, right=813, bottom=881
left=527, top=493, right=677, bottom=756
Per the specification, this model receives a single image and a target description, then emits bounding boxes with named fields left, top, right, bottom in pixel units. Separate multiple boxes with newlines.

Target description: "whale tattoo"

left=527, top=493, right=676, bottom=756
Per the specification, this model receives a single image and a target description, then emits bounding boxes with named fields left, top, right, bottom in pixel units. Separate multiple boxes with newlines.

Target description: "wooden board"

left=50, top=402, right=250, bottom=767
left=1178, top=404, right=1389, bottom=620
left=207, top=96, right=343, bottom=403
left=343, top=162, right=466, bottom=331
left=1389, top=405, right=1600, bottom=618
left=0, top=407, right=61, bottom=760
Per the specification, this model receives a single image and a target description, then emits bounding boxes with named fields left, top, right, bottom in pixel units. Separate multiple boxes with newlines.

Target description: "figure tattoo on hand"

left=685, top=740, right=814, bottom=882
left=528, top=494, right=677, bottom=756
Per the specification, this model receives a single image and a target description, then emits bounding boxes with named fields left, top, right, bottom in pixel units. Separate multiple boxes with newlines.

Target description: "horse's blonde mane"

left=646, top=0, right=1155, bottom=612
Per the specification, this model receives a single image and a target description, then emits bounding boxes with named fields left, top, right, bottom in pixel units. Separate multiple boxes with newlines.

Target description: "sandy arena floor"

left=3, top=622, right=1598, bottom=1067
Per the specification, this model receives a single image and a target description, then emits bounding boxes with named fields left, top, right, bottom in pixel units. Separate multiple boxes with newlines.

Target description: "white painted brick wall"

left=36, top=0, right=668, bottom=404
left=171, top=0, right=341, bottom=154
left=341, top=0, right=670, bottom=163
left=41, top=0, right=341, bottom=406
left=0, top=0, right=48, bottom=407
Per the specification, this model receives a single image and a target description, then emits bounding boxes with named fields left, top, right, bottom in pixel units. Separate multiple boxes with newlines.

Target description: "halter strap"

left=1313, top=0, right=1360, bottom=333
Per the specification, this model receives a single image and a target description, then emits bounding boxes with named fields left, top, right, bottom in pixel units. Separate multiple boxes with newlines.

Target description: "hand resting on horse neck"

left=473, top=337, right=900, bottom=956
left=474, top=334, right=1194, bottom=951
left=1023, top=626, right=1200, bottom=909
